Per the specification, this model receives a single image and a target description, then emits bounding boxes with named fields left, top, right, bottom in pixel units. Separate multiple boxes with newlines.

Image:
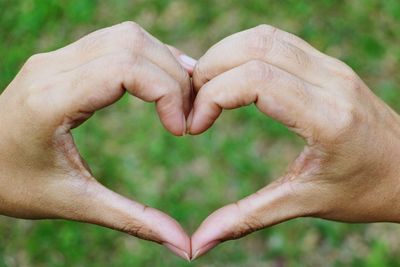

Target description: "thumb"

left=190, top=177, right=316, bottom=260
left=166, top=45, right=197, bottom=76
left=55, top=176, right=191, bottom=260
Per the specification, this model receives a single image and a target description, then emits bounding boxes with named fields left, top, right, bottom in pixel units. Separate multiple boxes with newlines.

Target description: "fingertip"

left=166, top=44, right=197, bottom=76
left=191, top=240, right=221, bottom=261
left=187, top=107, right=221, bottom=135
left=134, top=207, right=190, bottom=259
left=156, top=96, right=186, bottom=136
left=163, top=242, right=191, bottom=261
left=187, top=114, right=208, bottom=135
left=190, top=210, right=229, bottom=260
left=154, top=213, right=191, bottom=260
left=186, top=111, right=202, bottom=135
left=160, top=116, right=186, bottom=136
left=178, top=54, right=197, bottom=76
left=191, top=230, right=223, bottom=260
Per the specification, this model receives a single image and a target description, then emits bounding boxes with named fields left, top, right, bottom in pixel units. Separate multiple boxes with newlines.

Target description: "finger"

left=51, top=176, right=191, bottom=260
left=48, top=22, right=192, bottom=116
left=50, top=52, right=187, bottom=136
left=190, top=176, right=316, bottom=260
left=166, top=45, right=197, bottom=76
left=188, top=60, right=323, bottom=136
left=56, top=22, right=187, bottom=81
left=193, top=24, right=331, bottom=91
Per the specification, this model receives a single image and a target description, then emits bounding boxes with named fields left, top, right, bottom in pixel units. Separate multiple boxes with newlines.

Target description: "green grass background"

left=1, top=0, right=400, bottom=266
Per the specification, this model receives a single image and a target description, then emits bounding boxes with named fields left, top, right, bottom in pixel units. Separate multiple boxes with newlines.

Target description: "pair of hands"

left=1, top=22, right=400, bottom=261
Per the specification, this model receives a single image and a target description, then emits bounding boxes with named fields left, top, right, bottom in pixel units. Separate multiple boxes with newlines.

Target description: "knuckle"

left=166, top=79, right=182, bottom=95
left=23, top=85, right=46, bottom=116
left=340, top=104, right=363, bottom=128
left=173, top=67, right=190, bottom=94
left=254, top=24, right=278, bottom=36
left=288, top=43, right=310, bottom=68
left=233, top=217, right=263, bottom=239
left=329, top=59, right=362, bottom=90
left=337, top=63, right=356, bottom=81
left=27, top=53, right=47, bottom=64
left=193, top=59, right=206, bottom=78
left=329, top=102, right=364, bottom=141
left=250, top=25, right=309, bottom=69
left=119, top=218, right=159, bottom=242
left=197, top=83, right=214, bottom=101
left=22, top=53, right=47, bottom=73
left=243, top=213, right=264, bottom=233
left=342, top=70, right=362, bottom=92
left=121, top=222, right=145, bottom=238
left=229, top=202, right=264, bottom=240
left=77, top=22, right=146, bottom=54
left=114, top=54, right=139, bottom=82
left=193, top=60, right=210, bottom=88
left=119, top=21, right=142, bottom=33
left=119, top=21, right=147, bottom=47
left=245, top=60, right=274, bottom=82
left=247, top=24, right=279, bottom=57
left=178, top=67, right=190, bottom=84
left=196, top=89, right=216, bottom=110
left=151, top=69, right=182, bottom=98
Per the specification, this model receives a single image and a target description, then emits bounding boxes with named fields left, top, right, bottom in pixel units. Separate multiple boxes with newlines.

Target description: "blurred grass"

left=1, top=0, right=400, bottom=266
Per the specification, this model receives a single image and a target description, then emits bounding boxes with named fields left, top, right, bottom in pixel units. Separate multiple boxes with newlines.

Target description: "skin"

left=0, top=22, right=194, bottom=260
left=2, top=22, right=400, bottom=261
left=188, top=24, right=400, bottom=259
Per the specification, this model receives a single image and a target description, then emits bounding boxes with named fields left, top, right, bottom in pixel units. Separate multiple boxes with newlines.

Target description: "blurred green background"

left=1, top=0, right=400, bottom=266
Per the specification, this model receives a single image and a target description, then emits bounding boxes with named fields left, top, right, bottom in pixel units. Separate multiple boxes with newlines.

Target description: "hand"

left=188, top=24, right=400, bottom=259
left=0, top=22, right=194, bottom=260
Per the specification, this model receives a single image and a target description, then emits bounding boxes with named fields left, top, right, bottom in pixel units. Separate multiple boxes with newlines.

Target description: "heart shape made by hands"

left=3, top=22, right=394, bottom=263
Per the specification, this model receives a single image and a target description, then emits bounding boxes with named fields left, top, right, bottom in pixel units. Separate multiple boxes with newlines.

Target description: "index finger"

left=46, top=22, right=194, bottom=116
left=193, top=24, right=331, bottom=92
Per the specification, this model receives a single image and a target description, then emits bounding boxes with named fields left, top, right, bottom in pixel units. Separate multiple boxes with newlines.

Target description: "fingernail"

left=192, top=240, right=220, bottom=261
left=179, top=54, right=197, bottom=69
left=186, top=109, right=194, bottom=135
left=163, top=242, right=191, bottom=262
left=181, top=113, right=187, bottom=136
